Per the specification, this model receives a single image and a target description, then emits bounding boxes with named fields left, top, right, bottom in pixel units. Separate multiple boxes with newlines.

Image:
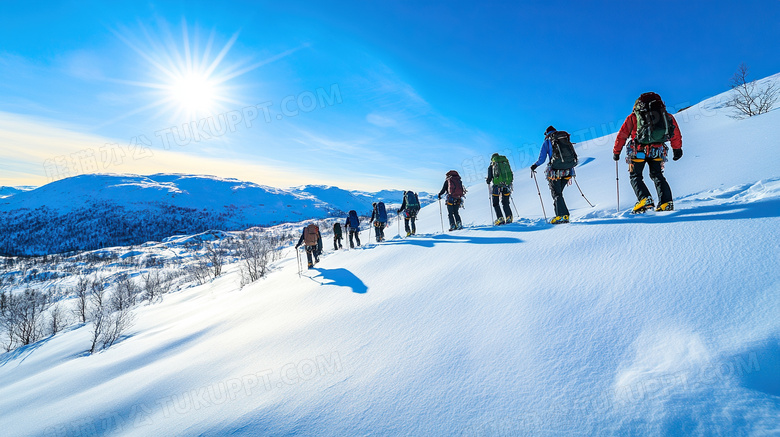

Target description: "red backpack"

left=446, top=170, right=464, bottom=198
left=304, top=224, right=319, bottom=246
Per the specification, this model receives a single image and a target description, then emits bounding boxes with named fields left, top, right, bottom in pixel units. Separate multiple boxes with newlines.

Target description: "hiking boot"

left=655, top=201, right=674, bottom=212
left=632, top=196, right=654, bottom=214
left=307, top=262, right=313, bottom=269
left=494, top=217, right=505, bottom=226
left=505, top=216, right=513, bottom=224
left=550, top=215, right=569, bottom=224
left=406, top=231, right=412, bottom=237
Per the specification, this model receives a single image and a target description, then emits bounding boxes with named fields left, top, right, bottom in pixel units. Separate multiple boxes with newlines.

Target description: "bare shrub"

left=726, top=63, right=779, bottom=118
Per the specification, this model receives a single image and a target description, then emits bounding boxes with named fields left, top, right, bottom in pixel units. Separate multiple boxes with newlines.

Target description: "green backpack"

left=490, top=154, right=513, bottom=186
left=633, top=92, right=675, bottom=145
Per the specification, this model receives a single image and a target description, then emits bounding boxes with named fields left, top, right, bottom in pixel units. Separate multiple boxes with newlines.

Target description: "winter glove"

left=530, top=164, right=538, bottom=172
left=673, top=148, right=683, bottom=161
left=613, top=153, right=620, bottom=161
left=485, top=177, right=490, bottom=184
left=438, top=194, right=442, bottom=199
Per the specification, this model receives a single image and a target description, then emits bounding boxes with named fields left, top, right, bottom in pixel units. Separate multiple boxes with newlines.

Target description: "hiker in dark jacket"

left=531, top=126, right=572, bottom=224
left=437, top=170, right=464, bottom=231
left=397, top=190, right=421, bottom=236
left=486, top=154, right=513, bottom=225
left=332, top=222, right=343, bottom=250
left=344, top=210, right=361, bottom=248
left=369, top=202, right=387, bottom=242
left=295, top=224, right=323, bottom=268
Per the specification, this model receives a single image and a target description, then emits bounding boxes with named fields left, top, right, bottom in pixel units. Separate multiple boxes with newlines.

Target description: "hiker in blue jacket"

left=369, top=202, right=388, bottom=242
left=530, top=125, right=572, bottom=224
left=345, top=210, right=361, bottom=248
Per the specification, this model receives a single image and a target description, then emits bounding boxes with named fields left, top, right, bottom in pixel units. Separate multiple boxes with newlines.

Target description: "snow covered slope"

left=1, top=78, right=779, bottom=436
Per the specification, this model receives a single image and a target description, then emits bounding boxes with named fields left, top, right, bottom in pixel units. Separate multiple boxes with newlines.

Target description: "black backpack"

left=405, top=191, right=420, bottom=212
left=333, top=222, right=342, bottom=238
left=633, top=92, right=675, bottom=145
left=548, top=131, right=578, bottom=170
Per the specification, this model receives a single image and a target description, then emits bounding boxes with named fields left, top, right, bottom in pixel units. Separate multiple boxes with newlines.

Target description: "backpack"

left=633, top=92, right=675, bottom=145
left=304, top=224, right=319, bottom=246
left=405, top=191, right=420, bottom=212
left=376, top=202, right=388, bottom=223
left=333, top=222, right=342, bottom=238
left=347, top=210, right=359, bottom=228
left=446, top=170, right=464, bottom=198
left=490, top=154, right=513, bottom=186
left=548, top=131, right=578, bottom=170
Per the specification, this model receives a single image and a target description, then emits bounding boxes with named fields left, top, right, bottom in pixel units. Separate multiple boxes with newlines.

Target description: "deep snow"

left=0, top=78, right=779, bottom=436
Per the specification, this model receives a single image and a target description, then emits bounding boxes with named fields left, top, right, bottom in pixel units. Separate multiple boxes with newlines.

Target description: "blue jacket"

left=534, top=137, right=553, bottom=167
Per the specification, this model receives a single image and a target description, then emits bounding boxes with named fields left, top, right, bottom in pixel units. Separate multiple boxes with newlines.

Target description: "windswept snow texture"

left=1, top=77, right=780, bottom=436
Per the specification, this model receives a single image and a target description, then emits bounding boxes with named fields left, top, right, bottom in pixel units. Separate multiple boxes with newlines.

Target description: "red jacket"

left=613, top=113, right=682, bottom=154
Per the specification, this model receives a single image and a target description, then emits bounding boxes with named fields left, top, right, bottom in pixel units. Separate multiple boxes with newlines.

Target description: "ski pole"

left=510, top=194, right=519, bottom=218
left=397, top=212, right=401, bottom=237
left=487, top=184, right=494, bottom=224
left=615, top=161, right=620, bottom=213
left=573, top=177, right=594, bottom=207
left=438, top=198, right=445, bottom=232
left=531, top=171, right=547, bottom=221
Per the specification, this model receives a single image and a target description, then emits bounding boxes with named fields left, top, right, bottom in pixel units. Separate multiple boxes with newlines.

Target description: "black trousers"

left=333, top=236, right=342, bottom=250
left=373, top=222, right=386, bottom=241
left=492, top=185, right=512, bottom=219
left=548, top=177, right=570, bottom=217
left=305, top=245, right=320, bottom=264
left=446, top=197, right=462, bottom=228
left=630, top=159, right=672, bottom=204
left=403, top=211, right=417, bottom=234
left=348, top=228, right=361, bottom=248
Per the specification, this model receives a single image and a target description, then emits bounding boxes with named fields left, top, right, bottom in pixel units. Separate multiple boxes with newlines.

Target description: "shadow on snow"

left=308, top=268, right=368, bottom=294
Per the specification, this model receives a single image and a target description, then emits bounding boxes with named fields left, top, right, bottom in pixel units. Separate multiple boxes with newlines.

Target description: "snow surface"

left=1, top=78, right=779, bottom=436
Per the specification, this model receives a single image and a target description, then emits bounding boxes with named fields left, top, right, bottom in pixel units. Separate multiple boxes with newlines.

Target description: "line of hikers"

left=296, top=92, right=684, bottom=267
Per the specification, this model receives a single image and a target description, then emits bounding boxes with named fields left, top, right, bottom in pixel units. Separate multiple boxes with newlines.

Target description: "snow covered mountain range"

left=0, top=174, right=434, bottom=255
left=0, top=74, right=778, bottom=436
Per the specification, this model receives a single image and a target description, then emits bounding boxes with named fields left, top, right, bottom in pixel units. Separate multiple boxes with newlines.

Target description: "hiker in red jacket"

left=613, top=92, right=683, bottom=213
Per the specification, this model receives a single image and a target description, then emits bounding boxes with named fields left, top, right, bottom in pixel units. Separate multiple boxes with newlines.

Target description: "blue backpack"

left=376, top=202, right=388, bottom=223
left=348, top=210, right=359, bottom=228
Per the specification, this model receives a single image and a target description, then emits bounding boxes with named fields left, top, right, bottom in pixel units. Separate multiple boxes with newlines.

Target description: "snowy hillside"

left=0, top=185, right=36, bottom=198
left=1, top=78, right=779, bottom=436
left=0, top=174, right=431, bottom=256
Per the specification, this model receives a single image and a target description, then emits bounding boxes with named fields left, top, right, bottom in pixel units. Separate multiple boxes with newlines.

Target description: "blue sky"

left=1, top=0, right=779, bottom=191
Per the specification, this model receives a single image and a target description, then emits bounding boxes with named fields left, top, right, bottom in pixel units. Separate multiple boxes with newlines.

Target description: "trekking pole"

left=438, top=198, right=445, bottom=232
left=510, top=194, right=520, bottom=218
left=531, top=171, right=547, bottom=221
left=615, top=161, right=620, bottom=213
left=295, top=247, right=302, bottom=277
left=487, top=184, right=494, bottom=224
left=397, top=213, right=401, bottom=237
left=573, top=177, right=595, bottom=208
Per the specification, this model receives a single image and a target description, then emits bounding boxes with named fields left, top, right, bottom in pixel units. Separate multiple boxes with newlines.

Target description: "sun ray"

left=100, top=21, right=306, bottom=126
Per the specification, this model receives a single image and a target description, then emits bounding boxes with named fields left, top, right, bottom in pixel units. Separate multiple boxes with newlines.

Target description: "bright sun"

left=169, top=73, right=218, bottom=114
